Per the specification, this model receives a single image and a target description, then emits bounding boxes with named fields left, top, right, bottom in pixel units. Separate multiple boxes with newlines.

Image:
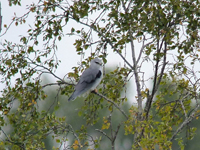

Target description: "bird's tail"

left=68, top=93, right=76, bottom=101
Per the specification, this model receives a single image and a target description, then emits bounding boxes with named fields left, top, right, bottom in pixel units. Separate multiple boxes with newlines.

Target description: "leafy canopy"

left=1, top=0, right=200, bottom=149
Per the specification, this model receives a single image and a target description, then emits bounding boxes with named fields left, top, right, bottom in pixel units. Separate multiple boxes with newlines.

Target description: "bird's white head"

left=90, top=57, right=103, bottom=69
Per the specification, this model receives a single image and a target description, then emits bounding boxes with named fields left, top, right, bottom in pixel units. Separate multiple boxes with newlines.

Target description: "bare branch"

left=129, top=29, right=143, bottom=119
left=122, top=0, right=143, bottom=119
left=113, top=123, right=121, bottom=143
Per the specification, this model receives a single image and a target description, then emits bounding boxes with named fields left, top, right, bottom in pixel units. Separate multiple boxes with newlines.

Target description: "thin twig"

left=42, top=82, right=74, bottom=89
left=68, top=124, right=82, bottom=149
left=94, top=92, right=128, bottom=119
left=95, top=129, right=111, bottom=141
left=179, top=92, right=190, bottom=119
left=27, top=58, right=68, bottom=84
left=179, top=99, right=188, bottom=119
left=136, top=38, right=155, bottom=65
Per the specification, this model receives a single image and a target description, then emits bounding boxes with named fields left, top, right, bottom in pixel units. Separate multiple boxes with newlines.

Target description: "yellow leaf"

left=84, top=141, right=88, bottom=146
left=72, top=145, right=78, bottom=149
left=3, top=110, right=8, bottom=115
left=43, top=7, right=47, bottom=12
left=72, top=140, right=79, bottom=150
left=30, top=7, right=35, bottom=12
left=32, top=99, right=37, bottom=104
left=28, top=103, right=32, bottom=106
left=102, top=124, right=106, bottom=130
left=44, top=1, right=48, bottom=5
left=101, top=122, right=110, bottom=130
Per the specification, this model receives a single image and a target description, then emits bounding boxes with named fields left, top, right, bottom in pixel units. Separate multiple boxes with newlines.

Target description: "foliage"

left=1, top=0, right=200, bottom=149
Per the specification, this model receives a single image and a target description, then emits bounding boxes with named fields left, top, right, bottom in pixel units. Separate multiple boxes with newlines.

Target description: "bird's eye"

left=95, top=61, right=100, bottom=64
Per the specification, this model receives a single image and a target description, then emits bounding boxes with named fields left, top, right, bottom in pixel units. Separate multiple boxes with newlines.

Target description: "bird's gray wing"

left=80, top=67, right=101, bottom=83
left=75, top=67, right=102, bottom=91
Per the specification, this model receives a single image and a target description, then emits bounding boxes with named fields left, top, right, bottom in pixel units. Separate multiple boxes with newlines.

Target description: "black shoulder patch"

left=96, top=70, right=102, bottom=78
left=84, top=70, right=102, bottom=84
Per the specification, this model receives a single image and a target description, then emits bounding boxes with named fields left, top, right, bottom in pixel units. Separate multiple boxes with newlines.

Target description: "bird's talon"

left=91, top=89, right=98, bottom=93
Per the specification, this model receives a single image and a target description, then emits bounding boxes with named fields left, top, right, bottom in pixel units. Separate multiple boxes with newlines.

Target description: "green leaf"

left=56, top=139, right=60, bottom=143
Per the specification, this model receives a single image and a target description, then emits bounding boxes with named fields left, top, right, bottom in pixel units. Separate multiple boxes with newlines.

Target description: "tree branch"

left=95, top=129, right=112, bottom=141
left=144, top=38, right=167, bottom=119
left=136, top=37, right=156, bottom=65
left=27, top=58, right=69, bottom=84
left=42, top=82, right=74, bottom=89
left=122, top=0, right=143, bottom=119
left=1, top=129, right=26, bottom=149
left=129, top=31, right=142, bottom=119
left=94, top=92, right=128, bottom=119
left=179, top=93, right=190, bottom=119
left=170, top=103, right=200, bottom=141
left=68, top=16, right=134, bottom=71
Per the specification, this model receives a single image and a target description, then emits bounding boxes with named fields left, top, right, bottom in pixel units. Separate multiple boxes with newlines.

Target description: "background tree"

left=1, top=0, right=200, bottom=149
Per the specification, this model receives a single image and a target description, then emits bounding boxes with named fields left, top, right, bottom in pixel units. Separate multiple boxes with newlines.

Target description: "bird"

left=68, top=57, right=103, bottom=101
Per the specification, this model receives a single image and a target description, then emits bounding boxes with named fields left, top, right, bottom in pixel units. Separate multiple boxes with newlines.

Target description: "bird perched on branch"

left=68, top=57, right=103, bottom=101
